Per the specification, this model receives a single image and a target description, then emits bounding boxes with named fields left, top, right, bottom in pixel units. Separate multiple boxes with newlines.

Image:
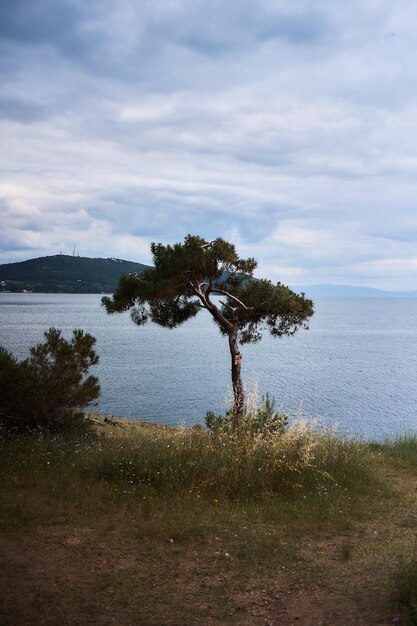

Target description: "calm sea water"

left=1, top=293, right=416, bottom=440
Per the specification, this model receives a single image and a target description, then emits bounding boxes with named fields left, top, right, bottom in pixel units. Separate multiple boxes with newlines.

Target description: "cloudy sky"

left=1, top=0, right=417, bottom=289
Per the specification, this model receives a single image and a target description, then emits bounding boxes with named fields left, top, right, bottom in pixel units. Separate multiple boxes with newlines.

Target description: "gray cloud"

left=0, top=97, right=47, bottom=122
left=0, top=0, right=80, bottom=44
left=174, top=5, right=331, bottom=55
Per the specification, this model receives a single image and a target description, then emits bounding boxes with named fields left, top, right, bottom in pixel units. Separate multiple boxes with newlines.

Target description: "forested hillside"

left=0, top=255, right=150, bottom=293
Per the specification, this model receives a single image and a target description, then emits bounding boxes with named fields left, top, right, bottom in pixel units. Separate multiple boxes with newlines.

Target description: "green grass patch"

left=376, top=435, right=417, bottom=466
left=0, top=420, right=384, bottom=538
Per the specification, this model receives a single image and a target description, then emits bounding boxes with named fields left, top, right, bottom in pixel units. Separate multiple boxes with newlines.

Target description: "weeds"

left=0, top=415, right=380, bottom=537
left=77, top=418, right=377, bottom=505
left=378, top=435, right=417, bottom=466
left=206, top=391, right=288, bottom=438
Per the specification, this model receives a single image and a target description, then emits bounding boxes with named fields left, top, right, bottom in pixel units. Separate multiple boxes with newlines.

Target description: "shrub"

left=206, top=392, right=288, bottom=437
left=0, top=328, right=100, bottom=433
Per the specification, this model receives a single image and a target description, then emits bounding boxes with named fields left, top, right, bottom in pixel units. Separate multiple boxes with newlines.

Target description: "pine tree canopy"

left=102, top=234, right=314, bottom=344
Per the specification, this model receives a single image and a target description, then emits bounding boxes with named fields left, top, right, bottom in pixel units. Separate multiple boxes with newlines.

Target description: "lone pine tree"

left=102, top=235, right=314, bottom=428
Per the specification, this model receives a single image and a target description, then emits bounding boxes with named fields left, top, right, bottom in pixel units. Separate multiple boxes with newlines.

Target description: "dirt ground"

left=1, top=467, right=416, bottom=625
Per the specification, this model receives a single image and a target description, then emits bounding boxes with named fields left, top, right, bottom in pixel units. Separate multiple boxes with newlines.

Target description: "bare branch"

left=219, top=299, right=235, bottom=311
left=215, top=288, right=252, bottom=310
left=187, top=278, right=204, bottom=299
left=186, top=279, right=234, bottom=333
left=198, top=281, right=250, bottom=310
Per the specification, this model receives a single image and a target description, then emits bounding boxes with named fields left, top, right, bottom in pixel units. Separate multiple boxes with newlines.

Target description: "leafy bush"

left=0, top=328, right=100, bottom=433
left=206, top=393, right=288, bottom=437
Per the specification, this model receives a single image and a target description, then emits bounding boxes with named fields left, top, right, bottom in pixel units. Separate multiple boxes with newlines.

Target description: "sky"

left=1, top=0, right=417, bottom=290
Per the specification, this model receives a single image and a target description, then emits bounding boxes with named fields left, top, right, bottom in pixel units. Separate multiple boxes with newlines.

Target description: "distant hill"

left=291, top=283, right=417, bottom=298
left=0, top=255, right=151, bottom=293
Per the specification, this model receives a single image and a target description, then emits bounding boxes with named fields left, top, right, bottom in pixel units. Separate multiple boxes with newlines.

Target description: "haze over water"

left=1, top=293, right=416, bottom=441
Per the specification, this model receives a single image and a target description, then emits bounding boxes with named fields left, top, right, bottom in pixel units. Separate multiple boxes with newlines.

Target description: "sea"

left=1, top=292, right=416, bottom=441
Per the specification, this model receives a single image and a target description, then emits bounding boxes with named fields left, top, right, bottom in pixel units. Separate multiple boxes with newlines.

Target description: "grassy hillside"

left=1, top=419, right=417, bottom=625
left=0, top=255, right=151, bottom=293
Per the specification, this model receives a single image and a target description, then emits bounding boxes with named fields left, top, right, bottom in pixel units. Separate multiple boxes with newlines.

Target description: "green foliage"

left=102, top=234, right=313, bottom=343
left=218, top=277, right=314, bottom=344
left=251, top=393, right=289, bottom=434
left=0, top=328, right=100, bottom=433
left=206, top=393, right=288, bottom=437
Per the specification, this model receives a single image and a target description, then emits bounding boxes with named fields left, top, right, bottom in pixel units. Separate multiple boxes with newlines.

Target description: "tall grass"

left=0, top=419, right=376, bottom=501
left=378, top=435, right=417, bottom=466
left=0, top=415, right=389, bottom=545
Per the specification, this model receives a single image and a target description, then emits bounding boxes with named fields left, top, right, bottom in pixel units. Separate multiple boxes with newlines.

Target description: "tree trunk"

left=228, top=330, right=244, bottom=429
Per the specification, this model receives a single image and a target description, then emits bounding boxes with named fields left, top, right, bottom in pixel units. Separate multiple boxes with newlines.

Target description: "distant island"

left=0, top=254, right=416, bottom=297
left=0, top=255, right=151, bottom=293
left=291, top=283, right=417, bottom=298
